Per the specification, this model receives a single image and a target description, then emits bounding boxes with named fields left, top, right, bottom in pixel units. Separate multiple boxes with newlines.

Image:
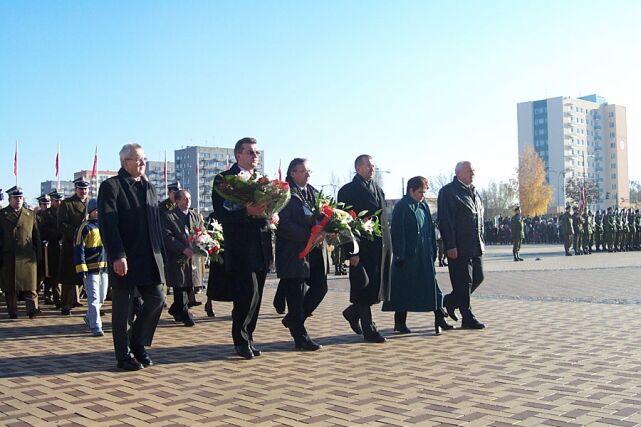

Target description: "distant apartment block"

left=517, top=94, right=629, bottom=211
left=40, top=180, right=75, bottom=198
left=146, top=160, right=175, bottom=200
left=175, top=146, right=265, bottom=214
left=74, top=170, right=118, bottom=197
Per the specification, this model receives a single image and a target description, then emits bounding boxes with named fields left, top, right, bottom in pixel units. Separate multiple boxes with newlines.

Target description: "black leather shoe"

left=188, top=301, right=202, bottom=307
left=235, top=345, right=254, bottom=360
left=363, top=325, right=386, bottom=343
left=281, top=316, right=292, bottom=329
left=249, top=343, right=262, bottom=357
left=342, top=305, right=362, bottom=335
left=461, top=319, right=486, bottom=329
left=204, top=300, right=215, bottom=317
left=435, top=316, right=455, bottom=335
left=273, top=297, right=286, bottom=315
left=443, top=298, right=459, bottom=322
left=518, top=257, right=524, bottom=261
left=394, top=324, right=411, bottom=334
left=295, top=335, right=322, bottom=351
left=183, top=317, right=195, bottom=327
left=61, top=308, right=71, bottom=316
left=117, top=358, right=144, bottom=371
left=9, top=313, right=18, bottom=319
left=136, top=353, right=153, bottom=367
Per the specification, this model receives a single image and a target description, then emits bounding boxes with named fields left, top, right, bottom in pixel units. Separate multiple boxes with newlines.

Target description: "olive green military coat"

left=0, top=206, right=41, bottom=292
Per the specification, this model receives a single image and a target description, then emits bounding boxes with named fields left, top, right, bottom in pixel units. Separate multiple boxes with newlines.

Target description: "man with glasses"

left=58, top=178, right=89, bottom=315
left=212, top=137, right=276, bottom=359
left=98, top=143, right=166, bottom=371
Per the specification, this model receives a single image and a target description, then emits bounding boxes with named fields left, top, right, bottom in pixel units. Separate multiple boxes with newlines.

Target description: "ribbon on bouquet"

left=297, top=204, right=360, bottom=259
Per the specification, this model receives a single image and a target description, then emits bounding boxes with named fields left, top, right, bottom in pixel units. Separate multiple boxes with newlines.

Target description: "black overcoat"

left=97, top=168, right=166, bottom=288
left=162, top=208, right=203, bottom=288
left=275, top=184, right=329, bottom=279
left=437, top=177, right=485, bottom=259
left=337, top=175, right=391, bottom=305
left=39, top=206, right=61, bottom=280
left=57, top=194, right=86, bottom=286
left=211, top=163, right=273, bottom=273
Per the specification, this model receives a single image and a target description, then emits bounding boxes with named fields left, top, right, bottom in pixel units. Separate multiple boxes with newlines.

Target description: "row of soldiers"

left=560, top=205, right=641, bottom=256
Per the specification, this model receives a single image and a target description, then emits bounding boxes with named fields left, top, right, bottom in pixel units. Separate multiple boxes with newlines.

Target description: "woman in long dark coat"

left=382, top=176, right=454, bottom=335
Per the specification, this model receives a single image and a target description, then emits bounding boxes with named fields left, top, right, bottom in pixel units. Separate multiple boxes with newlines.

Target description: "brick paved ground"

left=1, top=245, right=640, bottom=426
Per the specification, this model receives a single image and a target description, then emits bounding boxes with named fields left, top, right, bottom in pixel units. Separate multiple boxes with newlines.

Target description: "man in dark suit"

left=40, top=191, right=63, bottom=307
left=57, top=178, right=89, bottom=315
left=161, top=189, right=202, bottom=327
left=275, top=158, right=328, bottom=351
left=437, top=161, right=486, bottom=329
left=337, top=154, right=392, bottom=343
left=98, top=143, right=166, bottom=371
left=212, top=137, right=275, bottom=359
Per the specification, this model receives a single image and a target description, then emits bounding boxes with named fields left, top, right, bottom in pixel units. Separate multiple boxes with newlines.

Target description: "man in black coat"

left=337, top=154, right=392, bottom=343
left=98, top=143, right=166, bottom=371
left=161, top=189, right=202, bottom=327
left=437, top=161, right=486, bottom=329
left=212, top=137, right=275, bottom=359
left=275, top=158, right=328, bottom=351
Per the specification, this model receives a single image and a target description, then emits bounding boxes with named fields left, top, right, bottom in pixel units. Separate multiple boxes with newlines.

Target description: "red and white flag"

left=277, top=159, right=282, bottom=181
left=13, top=140, right=18, bottom=178
left=91, top=147, right=98, bottom=178
left=163, top=150, right=168, bottom=198
left=55, top=145, right=60, bottom=177
left=580, top=186, right=586, bottom=213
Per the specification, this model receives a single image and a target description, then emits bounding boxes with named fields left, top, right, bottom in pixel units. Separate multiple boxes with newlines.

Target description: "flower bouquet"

left=205, top=220, right=225, bottom=264
left=297, top=193, right=382, bottom=259
left=186, top=226, right=224, bottom=266
left=214, top=174, right=291, bottom=217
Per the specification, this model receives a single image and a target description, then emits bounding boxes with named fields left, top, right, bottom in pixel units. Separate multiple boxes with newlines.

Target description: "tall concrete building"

left=517, top=94, right=629, bottom=211
left=174, top=146, right=265, bottom=214
left=146, top=160, right=175, bottom=200
left=74, top=170, right=118, bottom=197
left=40, top=180, right=75, bottom=198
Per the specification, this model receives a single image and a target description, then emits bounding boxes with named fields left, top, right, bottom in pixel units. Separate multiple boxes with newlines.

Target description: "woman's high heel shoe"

left=204, top=300, right=215, bottom=318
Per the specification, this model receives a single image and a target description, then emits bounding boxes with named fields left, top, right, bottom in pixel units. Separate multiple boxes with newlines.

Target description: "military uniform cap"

left=74, top=178, right=90, bottom=189
left=565, top=205, right=571, bottom=210
left=37, top=194, right=51, bottom=203
left=168, top=181, right=181, bottom=193
left=7, top=186, right=24, bottom=197
left=47, top=190, right=64, bottom=200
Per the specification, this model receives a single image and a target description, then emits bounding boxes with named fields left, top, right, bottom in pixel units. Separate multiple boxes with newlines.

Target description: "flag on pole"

left=225, top=154, right=232, bottom=171
left=55, top=146, right=60, bottom=177
left=580, top=186, right=586, bottom=213
left=91, top=146, right=98, bottom=178
left=163, top=150, right=168, bottom=198
left=13, top=140, right=18, bottom=181
left=277, top=159, right=282, bottom=181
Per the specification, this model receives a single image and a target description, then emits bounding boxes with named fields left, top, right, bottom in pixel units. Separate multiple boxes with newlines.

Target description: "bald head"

left=455, top=161, right=475, bottom=185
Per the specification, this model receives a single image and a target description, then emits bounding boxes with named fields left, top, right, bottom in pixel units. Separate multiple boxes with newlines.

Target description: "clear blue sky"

left=2, top=0, right=640, bottom=203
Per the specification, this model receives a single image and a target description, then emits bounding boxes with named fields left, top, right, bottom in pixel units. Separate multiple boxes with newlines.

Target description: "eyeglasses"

left=244, top=150, right=261, bottom=157
left=294, top=169, right=312, bottom=174
left=126, top=157, right=147, bottom=165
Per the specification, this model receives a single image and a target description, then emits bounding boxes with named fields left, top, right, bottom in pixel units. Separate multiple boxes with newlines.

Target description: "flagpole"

left=196, top=148, right=200, bottom=212
left=56, top=144, right=61, bottom=190
left=14, top=140, right=19, bottom=186
left=164, top=150, right=168, bottom=199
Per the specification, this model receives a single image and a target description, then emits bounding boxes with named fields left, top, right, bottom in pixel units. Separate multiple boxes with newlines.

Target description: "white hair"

left=455, top=161, right=471, bottom=175
left=119, top=143, right=143, bottom=166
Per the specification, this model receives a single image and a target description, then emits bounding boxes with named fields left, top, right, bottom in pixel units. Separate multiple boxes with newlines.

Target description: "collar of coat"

left=118, top=167, right=150, bottom=187
left=452, top=176, right=475, bottom=194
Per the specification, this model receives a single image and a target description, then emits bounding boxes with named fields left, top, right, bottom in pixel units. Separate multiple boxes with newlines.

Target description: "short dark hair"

left=406, top=176, right=428, bottom=194
left=286, top=158, right=307, bottom=183
left=354, top=154, right=372, bottom=169
left=175, top=189, right=190, bottom=201
left=234, top=137, right=257, bottom=160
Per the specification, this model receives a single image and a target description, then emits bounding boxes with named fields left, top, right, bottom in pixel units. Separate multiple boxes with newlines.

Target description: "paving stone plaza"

left=1, top=245, right=640, bottom=426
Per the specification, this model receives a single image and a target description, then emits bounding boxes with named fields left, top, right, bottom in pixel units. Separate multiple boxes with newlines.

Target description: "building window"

left=609, top=122, right=615, bottom=128
left=608, top=111, right=614, bottom=117
left=611, top=173, right=617, bottom=179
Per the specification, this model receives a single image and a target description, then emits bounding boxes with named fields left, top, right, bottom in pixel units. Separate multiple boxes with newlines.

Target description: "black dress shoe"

left=443, top=299, right=459, bottom=322
left=27, top=309, right=40, bottom=319
left=117, top=358, right=144, bottom=371
left=235, top=345, right=254, bottom=360
left=435, top=316, right=455, bottom=335
left=273, top=297, right=286, bottom=315
left=518, top=257, right=524, bottom=261
left=363, top=325, right=386, bottom=343
left=188, top=301, right=202, bottom=307
left=394, top=324, right=411, bottom=334
left=342, top=305, right=362, bottom=335
left=61, top=308, right=71, bottom=316
left=295, top=335, right=322, bottom=351
left=249, top=343, right=262, bottom=357
left=134, top=353, right=153, bottom=367
left=461, top=319, right=486, bottom=329
left=9, top=313, right=18, bottom=319
left=204, top=300, right=216, bottom=317
left=183, top=317, right=195, bottom=327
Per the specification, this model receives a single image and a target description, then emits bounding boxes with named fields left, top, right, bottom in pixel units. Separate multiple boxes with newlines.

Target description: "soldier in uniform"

left=604, top=207, right=614, bottom=252
left=594, top=210, right=603, bottom=252
left=635, top=209, right=641, bottom=250
left=627, top=209, right=636, bottom=251
left=510, top=206, right=524, bottom=261
left=58, top=178, right=89, bottom=315
left=0, top=187, right=42, bottom=319
left=572, top=207, right=583, bottom=255
left=613, top=208, right=622, bottom=252
left=619, top=208, right=628, bottom=251
left=36, top=195, right=51, bottom=296
left=561, top=205, right=574, bottom=256
left=40, top=191, right=63, bottom=306
left=159, top=181, right=181, bottom=213
left=582, top=211, right=594, bottom=254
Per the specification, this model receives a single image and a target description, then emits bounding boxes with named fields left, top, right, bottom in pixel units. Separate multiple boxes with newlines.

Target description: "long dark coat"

left=275, top=184, right=329, bottom=279
left=162, top=208, right=203, bottom=288
left=337, top=175, right=392, bottom=305
left=382, top=196, right=441, bottom=312
left=97, top=168, right=166, bottom=289
left=211, top=163, right=273, bottom=274
left=39, top=206, right=62, bottom=280
left=437, top=177, right=485, bottom=259
left=0, top=207, right=41, bottom=292
left=57, top=195, right=86, bottom=286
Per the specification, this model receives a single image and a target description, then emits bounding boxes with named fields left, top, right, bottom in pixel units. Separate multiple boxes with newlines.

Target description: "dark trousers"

left=446, top=256, right=484, bottom=321
left=4, top=288, right=38, bottom=317
left=60, top=283, right=79, bottom=310
left=111, top=284, right=165, bottom=361
left=281, top=278, right=307, bottom=338
left=304, top=250, right=328, bottom=316
left=171, top=287, right=192, bottom=320
left=231, top=270, right=266, bottom=346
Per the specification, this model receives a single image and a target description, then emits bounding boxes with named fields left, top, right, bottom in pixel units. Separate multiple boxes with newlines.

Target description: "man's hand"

left=246, top=202, right=267, bottom=217
left=446, top=248, right=458, bottom=260
left=113, top=258, right=128, bottom=276
left=269, top=212, right=280, bottom=225
left=183, top=247, right=194, bottom=258
left=350, top=255, right=360, bottom=267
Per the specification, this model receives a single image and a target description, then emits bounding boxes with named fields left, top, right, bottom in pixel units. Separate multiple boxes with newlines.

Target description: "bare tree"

left=428, top=172, right=451, bottom=197
left=478, top=180, right=518, bottom=219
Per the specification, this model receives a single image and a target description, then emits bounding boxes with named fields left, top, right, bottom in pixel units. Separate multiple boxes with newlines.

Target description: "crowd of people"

left=4, top=136, right=633, bottom=371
